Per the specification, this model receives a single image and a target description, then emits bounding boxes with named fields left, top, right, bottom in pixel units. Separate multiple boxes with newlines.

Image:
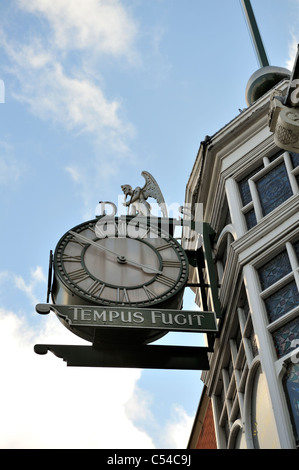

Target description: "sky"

left=0, top=0, right=298, bottom=450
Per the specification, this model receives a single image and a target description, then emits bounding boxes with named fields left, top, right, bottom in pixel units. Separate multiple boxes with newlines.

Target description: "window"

left=290, top=152, right=299, bottom=187
left=256, top=163, right=293, bottom=216
left=238, top=165, right=263, bottom=229
left=215, top=229, right=234, bottom=283
left=258, top=241, right=299, bottom=446
left=258, top=250, right=292, bottom=291
left=214, top=290, right=257, bottom=448
left=257, top=241, right=299, bottom=357
left=251, top=365, right=280, bottom=448
left=238, top=151, right=299, bottom=230
left=273, top=317, right=299, bottom=358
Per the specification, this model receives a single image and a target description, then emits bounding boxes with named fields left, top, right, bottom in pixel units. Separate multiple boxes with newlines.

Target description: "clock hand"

left=69, top=230, right=162, bottom=275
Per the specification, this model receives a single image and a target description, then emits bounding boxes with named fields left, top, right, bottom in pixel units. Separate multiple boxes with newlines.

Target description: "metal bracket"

left=34, top=343, right=210, bottom=370
left=46, top=250, right=53, bottom=303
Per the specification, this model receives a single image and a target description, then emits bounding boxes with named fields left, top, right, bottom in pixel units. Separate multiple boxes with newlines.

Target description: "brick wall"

left=196, top=400, right=217, bottom=449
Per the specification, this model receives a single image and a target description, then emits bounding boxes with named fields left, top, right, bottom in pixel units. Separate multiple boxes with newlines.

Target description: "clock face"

left=53, top=217, right=189, bottom=307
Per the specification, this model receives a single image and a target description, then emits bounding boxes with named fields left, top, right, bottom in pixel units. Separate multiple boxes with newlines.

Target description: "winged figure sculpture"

left=121, top=171, right=168, bottom=218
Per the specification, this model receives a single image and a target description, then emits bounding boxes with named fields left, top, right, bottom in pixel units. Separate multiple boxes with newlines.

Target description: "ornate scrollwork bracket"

left=269, top=44, right=299, bottom=152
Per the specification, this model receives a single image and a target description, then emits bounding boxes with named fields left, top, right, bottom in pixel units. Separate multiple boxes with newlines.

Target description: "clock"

left=51, top=216, right=189, bottom=344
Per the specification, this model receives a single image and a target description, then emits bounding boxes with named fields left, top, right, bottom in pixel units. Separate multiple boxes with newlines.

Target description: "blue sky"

left=0, top=0, right=298, bottom=449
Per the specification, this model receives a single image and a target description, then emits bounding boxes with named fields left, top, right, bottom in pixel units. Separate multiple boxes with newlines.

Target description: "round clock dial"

left=52, top=217, right=189, bottom=309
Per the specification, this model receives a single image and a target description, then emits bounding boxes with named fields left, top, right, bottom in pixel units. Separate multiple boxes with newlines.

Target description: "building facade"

left=186, top=78, right=299, bottom=449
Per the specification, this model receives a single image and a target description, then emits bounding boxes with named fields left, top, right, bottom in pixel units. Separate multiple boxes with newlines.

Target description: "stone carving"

left=269, top=92, right=299, bottom=151
left=121, top=171, right=168, bottom=217
left=268, top=44, right=299, bottom=152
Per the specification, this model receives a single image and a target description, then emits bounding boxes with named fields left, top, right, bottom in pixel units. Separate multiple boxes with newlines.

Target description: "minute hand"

left=69, top=231, right=162, bottom=275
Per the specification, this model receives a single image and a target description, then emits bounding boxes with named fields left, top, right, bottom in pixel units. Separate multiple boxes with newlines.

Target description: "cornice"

left=185, top=80, right=290, bottom=213
left=232, top=195, right=299, bottom=267
left=209, top=79, right=288, bottom=153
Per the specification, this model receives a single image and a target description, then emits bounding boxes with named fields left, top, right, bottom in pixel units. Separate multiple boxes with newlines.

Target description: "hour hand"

left=68, top=230, right=162, bottom=274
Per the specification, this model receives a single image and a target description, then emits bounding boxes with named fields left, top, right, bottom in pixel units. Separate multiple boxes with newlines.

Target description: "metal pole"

left=240, top=0, right=270, bottom=67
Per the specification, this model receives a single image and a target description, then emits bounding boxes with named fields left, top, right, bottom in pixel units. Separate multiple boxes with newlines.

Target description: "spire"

left=241, top=0, right=269, bottom=68
left=240, top=0, right=290, bottom=106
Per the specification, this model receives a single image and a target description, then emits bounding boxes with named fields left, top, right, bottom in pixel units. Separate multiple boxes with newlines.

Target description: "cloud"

left=162, top=406, right=193, bottom=449
left=0, top=268, right=194, bottom=449
left=1, top=1, right=137, bottom=145
left=125, top=384, right=194, bottom=449
left=0, top=0, right=141, bottom=220
left=65, top=165, right=82, bottom=183
left=0, top=306, right=156, bottom=449
left=13, top=266, right=46, bottom=306
left=0, top=302, right=194, bottom=449
left=5, top=44, right=133, bottom=141
left=18, top=0, right=138, bottom=59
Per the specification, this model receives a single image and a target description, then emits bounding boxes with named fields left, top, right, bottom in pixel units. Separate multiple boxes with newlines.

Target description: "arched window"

left=248, top=362, right=280, bottom=449
left=215, top=226, right=235, bottom=282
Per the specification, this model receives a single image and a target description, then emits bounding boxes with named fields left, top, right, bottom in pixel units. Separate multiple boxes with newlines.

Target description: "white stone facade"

left=185, top=80, right=299, bottom=449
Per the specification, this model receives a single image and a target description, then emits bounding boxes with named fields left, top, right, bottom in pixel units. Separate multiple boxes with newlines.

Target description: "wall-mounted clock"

left=51, top=216, right=189, bottom=344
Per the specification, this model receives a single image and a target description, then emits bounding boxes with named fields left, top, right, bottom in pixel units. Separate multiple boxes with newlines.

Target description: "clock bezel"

left=52, top=217, right=189, bottom=308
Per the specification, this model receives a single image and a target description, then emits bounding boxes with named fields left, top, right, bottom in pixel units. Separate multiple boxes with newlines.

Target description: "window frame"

left=261, top=241, right=299, bottom=333
left=254, top=240, right=299, bottom=369
left=239, top=151, right=299, bottom=229
left=213, top=291, right=257, bottom=448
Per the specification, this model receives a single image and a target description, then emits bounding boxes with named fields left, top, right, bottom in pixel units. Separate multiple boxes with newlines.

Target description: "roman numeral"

left=69, top=268, right=90, bottom=283
left=62, top=254, right=81, bottom=263
left=87, top=280, right=105, bottom=297
left=156, top=274, right=176, bottom=288
left=143, top=285, right=156, bottom=300
left=87, top=225, right=95, bottom=234
left=156, top=242, right=172, bottom=252
left=117, top=288, right=130, bottom=303
left=162, top=260, right=181, bottom=268
left=70, top=238, right=87, bottom=248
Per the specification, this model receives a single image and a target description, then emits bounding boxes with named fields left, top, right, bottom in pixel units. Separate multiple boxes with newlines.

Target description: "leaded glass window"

left=237, top=151, right=298, bottom=231
left=245, top=209, right=257, bottom=230
left=289, top=152, right=299, bottom=168
left=264, top=281, right=299, bottom=323
left=273, top=317, right=299, bottom=358
left=290, top=153, right=299, bottom=187
left=257, top=240, right=299, bottom=446
left=239, top=165, right=263, bottom=206
left=256, top=163, right=293, bottom=216
left=238, top=165, right=263, bottom=230
left=283, top=363, right=299, bottom=444
left=258, top=241, right=299, bottom=326
left=258, top=250, right=292, bottom=290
